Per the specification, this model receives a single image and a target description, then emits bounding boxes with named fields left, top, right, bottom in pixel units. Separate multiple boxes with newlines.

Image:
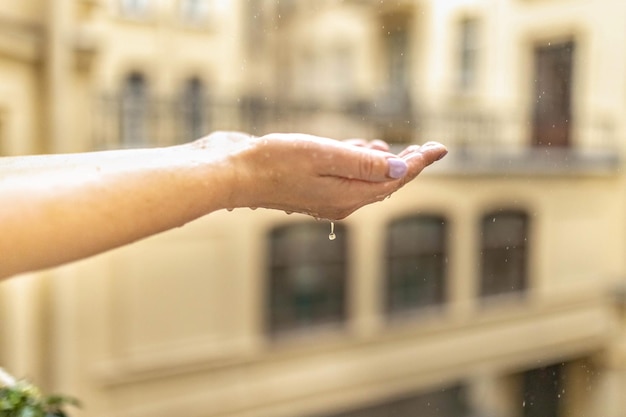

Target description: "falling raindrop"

left=329, top=221, right=336, bottom=240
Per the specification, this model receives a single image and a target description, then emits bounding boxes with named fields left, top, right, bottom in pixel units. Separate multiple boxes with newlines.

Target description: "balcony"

left=413, top=110, right=621, bottom=176
left=92, top=94, right=621, bottom=176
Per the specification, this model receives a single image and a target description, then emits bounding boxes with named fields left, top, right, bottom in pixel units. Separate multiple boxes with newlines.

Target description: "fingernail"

left=388, top=158, right=408, bottom=179
left=436, top=149, right=449, bottom=161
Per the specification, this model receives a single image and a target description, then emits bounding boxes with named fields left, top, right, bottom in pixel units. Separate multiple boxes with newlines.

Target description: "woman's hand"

left=193, top=132, right=448, bottom=220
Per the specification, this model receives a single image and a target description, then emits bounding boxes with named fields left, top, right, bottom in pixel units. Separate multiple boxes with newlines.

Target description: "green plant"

left=0, top=368, right=79, bottom=417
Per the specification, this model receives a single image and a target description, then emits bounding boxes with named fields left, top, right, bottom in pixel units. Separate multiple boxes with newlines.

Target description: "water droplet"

left=328, top=221, right=336, bottom=240
left=250, top=207, right=258, bottom=211
left=285, top=211, right=293, bottom=215
left=226, top=208, right=234, bottom=212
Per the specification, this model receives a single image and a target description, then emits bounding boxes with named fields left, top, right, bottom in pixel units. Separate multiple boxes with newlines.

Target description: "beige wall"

left=1, top=1, right=626, bottom=416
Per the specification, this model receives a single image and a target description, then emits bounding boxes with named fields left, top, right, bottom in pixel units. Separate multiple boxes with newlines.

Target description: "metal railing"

left=92, top=94, right=621, bottom=173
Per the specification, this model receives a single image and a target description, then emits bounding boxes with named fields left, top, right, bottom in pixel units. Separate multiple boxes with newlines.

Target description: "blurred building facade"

left=1, top=0, right=626, bottom=416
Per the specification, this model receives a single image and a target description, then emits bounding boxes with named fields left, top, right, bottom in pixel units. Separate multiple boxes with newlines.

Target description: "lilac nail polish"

left=388, top=158, right=408, bottom=179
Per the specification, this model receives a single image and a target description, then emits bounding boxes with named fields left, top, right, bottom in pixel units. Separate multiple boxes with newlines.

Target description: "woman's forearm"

left=0, top=144, right=235, bottom=279
left=0, top=131, right=447, bottom=280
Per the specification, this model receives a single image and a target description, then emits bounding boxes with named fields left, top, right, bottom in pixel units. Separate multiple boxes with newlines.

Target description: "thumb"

left=401, top=141, right=449, bottom=180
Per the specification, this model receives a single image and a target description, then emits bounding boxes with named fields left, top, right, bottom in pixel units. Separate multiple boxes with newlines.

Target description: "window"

left=179, top=0, right=211, bottom=25
left=120, top=72, right=149, bottom=147
left=119, top=0, right=150, bottom=19
left=480, top=211, right=529, bottom=298
left=268, top=222, right=347, bottom=336
left=180, top=77, right=207, bottom=142
left=382, top=16, right=411, bottom=103
left=317, top=385, right=469, bottom=417
left=458, top=17, right=480, bottom=91
left=522, top=363, right=566, bottom=417
left=531, top=40, right=575, bottom=147
left=386, top=215, right=448, bottom=316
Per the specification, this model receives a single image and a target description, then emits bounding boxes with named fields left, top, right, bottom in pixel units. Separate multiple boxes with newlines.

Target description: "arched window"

left=268, top=222, right=347, bottom=336
left=480, top=210, right=529, bottom=298
left=120, top=72, right=149, bottom=147
left=386, top=215, right=448, bottom=316
left=181, top=77, right=207, bottom=142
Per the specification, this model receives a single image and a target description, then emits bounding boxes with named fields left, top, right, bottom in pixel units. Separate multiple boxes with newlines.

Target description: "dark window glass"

left=120, top=73, right=149, bottom=147
left=384, top=17, right=410, bottom=100
left=268, top=222, right=347, bottom=336
left=458, top=17, right=480, bottom=90
left=181, top=77, right=207, bottom=142
left=480, top=211, right=529, bottom=297
left=522, top=363, right=566, bottom=417
left=380, top=15, right=411, bottom=111
left=312, top=385, right=470, bottom=417
left=386, top=215, right=447, bottom=316
left=532, top=41, right=575, bottom=148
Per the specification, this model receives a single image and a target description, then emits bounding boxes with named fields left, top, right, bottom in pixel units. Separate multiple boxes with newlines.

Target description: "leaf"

left=16, top=405, right=41, bottom=417
left=0, top=398, right=13, bottom=411
left=44, top=396, right=80, bottom=409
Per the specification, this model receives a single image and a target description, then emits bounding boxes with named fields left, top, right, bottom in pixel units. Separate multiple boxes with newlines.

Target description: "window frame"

left=180, top=77, right=209, bottom=142
left=266, top=222, right=349, bottom=338
left=479, top=210, right=530, bottom=300
left=120, top=72, right=150, bottom=148
left=457, top=16, right=481, bottom=92
left=385, top=214, right=449, bottom=318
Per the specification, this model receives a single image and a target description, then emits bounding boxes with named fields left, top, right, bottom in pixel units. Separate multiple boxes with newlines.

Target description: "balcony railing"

left=92, top=94, right=621, bottom=174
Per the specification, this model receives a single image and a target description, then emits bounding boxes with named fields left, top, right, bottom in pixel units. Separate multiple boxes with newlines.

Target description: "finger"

left=398, top=141, right=447, bottom=159
left=320, top=144, right=408, bottom=182
left=401, top=142, right=448, bottom=179
left=343, top=138, right=369, bottom=147
left=368, top=139, right=390, bottom=152
left=271, top=133, right=408, bottom=183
